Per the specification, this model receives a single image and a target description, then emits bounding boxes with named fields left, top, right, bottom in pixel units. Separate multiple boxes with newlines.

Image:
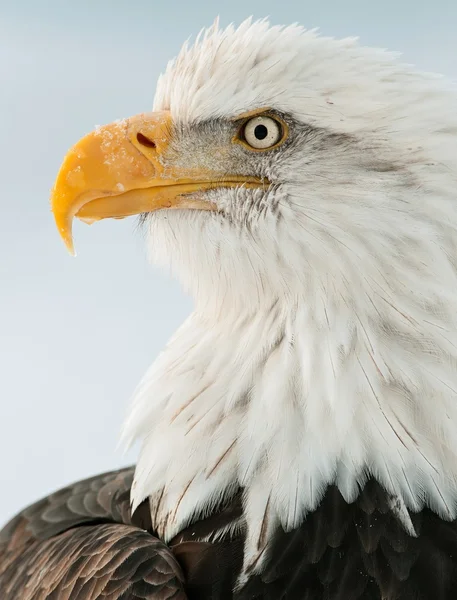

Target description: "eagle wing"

left=5, top=468, right=457, bottom=599
left=0, top=467, right=186, bottom=599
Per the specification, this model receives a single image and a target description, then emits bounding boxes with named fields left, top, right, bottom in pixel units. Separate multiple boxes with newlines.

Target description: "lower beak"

left=50, top=111, right=264, bottom=255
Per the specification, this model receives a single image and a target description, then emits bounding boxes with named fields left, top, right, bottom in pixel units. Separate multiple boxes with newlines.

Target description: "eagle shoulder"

left=0, top=467, right=186, bottom=599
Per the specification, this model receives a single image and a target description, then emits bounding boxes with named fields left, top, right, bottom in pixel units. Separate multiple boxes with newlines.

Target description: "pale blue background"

left=1, top=0, right=456, bottom=523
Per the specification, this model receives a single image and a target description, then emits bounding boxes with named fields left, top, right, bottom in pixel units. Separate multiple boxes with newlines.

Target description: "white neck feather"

left=124, top=274, right=457, bottom=569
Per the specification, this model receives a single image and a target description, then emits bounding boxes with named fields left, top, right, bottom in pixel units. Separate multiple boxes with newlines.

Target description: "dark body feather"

left=1, top=467, right=457, bottom=599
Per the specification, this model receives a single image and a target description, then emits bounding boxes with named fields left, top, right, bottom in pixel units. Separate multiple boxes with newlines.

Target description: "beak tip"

left=52, top=209, right=76, bottom=256
left=61, top=234, right=76, bottom=256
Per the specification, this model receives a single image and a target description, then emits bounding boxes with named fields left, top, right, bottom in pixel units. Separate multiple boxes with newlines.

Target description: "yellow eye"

left=238, top=115, right=287, bottom=151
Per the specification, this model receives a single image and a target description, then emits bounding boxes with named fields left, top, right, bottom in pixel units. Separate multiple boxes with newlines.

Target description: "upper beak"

left=50, top=111, right=265, bottom=255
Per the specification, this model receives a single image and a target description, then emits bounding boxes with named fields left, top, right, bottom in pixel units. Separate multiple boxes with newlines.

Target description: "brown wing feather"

left=0, top=467, right=186, bottom=600
left=7, top=467, right=457, bottom=598
left=0, top=523, right=185, bottom=599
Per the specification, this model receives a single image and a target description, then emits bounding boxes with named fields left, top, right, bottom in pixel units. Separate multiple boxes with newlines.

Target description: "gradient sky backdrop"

left=1, top=0, right=456, bottom=524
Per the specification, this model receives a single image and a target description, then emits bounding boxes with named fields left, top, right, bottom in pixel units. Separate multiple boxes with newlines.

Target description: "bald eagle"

left=2, top=18, right=457, bottom=600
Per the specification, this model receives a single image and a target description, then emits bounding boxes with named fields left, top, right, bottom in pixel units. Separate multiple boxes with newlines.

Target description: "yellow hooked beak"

left=50, top=111, right=266, bottom=255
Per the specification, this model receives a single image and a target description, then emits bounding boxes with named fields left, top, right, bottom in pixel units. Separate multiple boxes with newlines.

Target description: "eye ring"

left=235, top=113, right=288, bottom=152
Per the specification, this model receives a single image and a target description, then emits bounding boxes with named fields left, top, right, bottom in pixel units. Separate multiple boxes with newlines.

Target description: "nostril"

left=136, top=132, right=156, bottom=149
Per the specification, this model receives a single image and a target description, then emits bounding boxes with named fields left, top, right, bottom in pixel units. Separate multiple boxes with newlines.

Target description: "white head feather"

left=122, top=19, right=457, bottom=573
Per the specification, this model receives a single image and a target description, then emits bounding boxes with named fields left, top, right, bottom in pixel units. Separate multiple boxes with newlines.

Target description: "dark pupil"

left=254, top=124, right=268, bottom=140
